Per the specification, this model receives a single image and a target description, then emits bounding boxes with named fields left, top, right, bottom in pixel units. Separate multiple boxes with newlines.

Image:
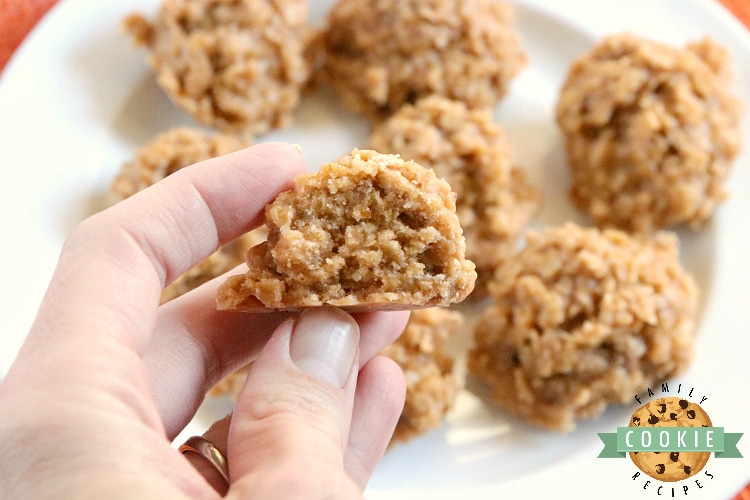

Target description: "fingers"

left=107, top=142, right=306, bottom=289
left=5, top=142, right=304, bottom=437
left=344, top=355, right=405, bottom=489
left=146, top=282, right=291, bottom=438
left=186, top=359, right=405, bottom=496
left=350, top=310, right=411, bottom=369
left=180, top=310, right=407, bottom=496
left=226, top=308, right=364, bottom=499
left=22, top=143, right=305, bottom=365
left=148, top=273, right=410, bottom=438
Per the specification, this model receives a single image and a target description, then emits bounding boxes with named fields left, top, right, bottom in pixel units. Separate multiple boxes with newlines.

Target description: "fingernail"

left=290, top=308, right=360, bottom=388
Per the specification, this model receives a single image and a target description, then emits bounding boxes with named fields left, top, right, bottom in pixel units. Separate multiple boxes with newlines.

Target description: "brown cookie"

left=556, top=34, right=741, bottom=233
left=466, top=223, right=697, bottom=432
left=216, top=149, right=477, bottom=311
left=322, top=0, right=526, bottom=122
left=123, top=0, right=310, bottom=135
left=629, top=397, right=711, bottom=481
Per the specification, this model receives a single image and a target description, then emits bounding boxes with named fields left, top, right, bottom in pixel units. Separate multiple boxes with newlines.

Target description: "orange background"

left=1, top=0, right=749, bottom=73
left=0, top=0, right=748, bottom=498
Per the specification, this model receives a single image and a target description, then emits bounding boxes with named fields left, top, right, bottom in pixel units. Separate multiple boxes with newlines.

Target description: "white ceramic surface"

left=0, top=1, right=748, bottom=498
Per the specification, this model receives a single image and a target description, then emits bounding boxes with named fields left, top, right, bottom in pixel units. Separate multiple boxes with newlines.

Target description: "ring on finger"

left=179, top=435, right=229, bottom=483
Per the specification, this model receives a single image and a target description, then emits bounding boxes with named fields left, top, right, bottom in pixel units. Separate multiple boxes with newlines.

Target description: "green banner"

left=598, top=428, right=743, bottom=458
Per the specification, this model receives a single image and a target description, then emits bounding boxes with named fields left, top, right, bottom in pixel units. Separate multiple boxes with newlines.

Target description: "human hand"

left=0, top=143, right=409, bottom=498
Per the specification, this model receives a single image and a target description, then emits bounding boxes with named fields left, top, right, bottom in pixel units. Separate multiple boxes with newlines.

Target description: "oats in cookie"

left=124, top=0, right=309, bottom=135
left=469, top=222, right=697, bottom=432
left=369, top=96, right=539, bottom=296
left=321, top=0, right=526, bottom=121
left=556, top=34, right=741, bottom=232
left=216, top=149, right=477, bottom=311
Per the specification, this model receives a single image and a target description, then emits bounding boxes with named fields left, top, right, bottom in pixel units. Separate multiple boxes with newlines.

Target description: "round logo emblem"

left=628, top=396, right=712, bottom=482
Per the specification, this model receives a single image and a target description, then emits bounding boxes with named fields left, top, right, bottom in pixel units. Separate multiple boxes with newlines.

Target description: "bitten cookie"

left=556, top=34, right=741, bottom=233
left=468, top=222, right=698, bottom=432
left=321, top=0, right=526, bottom=121
left=369, top=95, right=539, bottom=296
left=124, top=0, right=309, bottom=135
left=629, top=397, right=712, bottom=482
left=216, top=149, right=477, bottom=311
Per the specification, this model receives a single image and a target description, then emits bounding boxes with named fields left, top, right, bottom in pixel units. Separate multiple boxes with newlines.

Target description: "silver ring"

left=179, top=435, right=229, bottom=483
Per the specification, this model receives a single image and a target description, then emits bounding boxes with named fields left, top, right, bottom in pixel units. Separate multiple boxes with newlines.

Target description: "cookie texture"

left=369, top=95, right=539, bottom=296
left=124, top=0, right=309, bottom=134
left=556, top=34, right=741, bottom=233
left=216, top=149, right=477, bottom=310
left=321, top=0, right=526, bottom=121
left=468, top=222, right=698, bottom=432
left=383, top=307, right=463, bottom=443
left=629, top=397, right=712, bottom=482
left=107, top=127, right=259, bottom=303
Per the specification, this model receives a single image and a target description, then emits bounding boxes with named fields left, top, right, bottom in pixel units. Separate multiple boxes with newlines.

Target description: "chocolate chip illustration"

left=629, top=397, right=713, bottom=482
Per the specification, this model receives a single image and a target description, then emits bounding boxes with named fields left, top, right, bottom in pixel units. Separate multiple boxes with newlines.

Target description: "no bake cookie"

left=216, top=149, right=477, bottom=311
left=556, top=34, right=741, bottom=232
left=384, top=307, right=463, bottom=443
left=468, top=222, right=698, bottom=432
left=321, top=0, right=526, bottom=121
left=124, top=0, right=309, bottom=135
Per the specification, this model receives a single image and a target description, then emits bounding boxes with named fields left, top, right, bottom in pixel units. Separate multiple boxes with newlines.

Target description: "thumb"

left=226, top=307, right=363, bottom=499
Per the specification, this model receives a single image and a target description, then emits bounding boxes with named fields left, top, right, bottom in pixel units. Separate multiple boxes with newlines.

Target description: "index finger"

left=18, top=142, right=305, bottom=375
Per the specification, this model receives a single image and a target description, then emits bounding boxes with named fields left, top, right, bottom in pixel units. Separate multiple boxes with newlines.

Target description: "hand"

left=0, top=143, right=409, bottom=498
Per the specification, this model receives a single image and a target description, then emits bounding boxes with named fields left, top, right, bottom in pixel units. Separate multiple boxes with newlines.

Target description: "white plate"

left=1, top=1, right=749, bottom=498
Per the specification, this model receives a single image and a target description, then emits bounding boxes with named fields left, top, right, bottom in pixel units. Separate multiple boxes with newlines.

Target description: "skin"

left=0, top=143, right=409, bottom=499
